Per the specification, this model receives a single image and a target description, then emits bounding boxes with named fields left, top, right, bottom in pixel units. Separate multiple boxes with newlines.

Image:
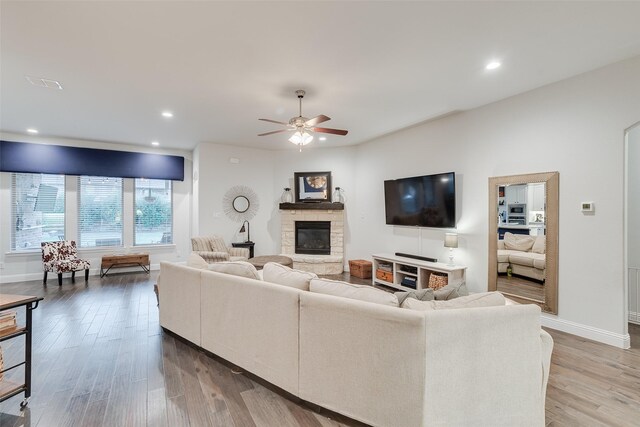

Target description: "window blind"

left=134, top=179, right=173, bottom=245
left=11, top=173, right=65, bottom=251
left=78, top=176, right=123, bottom=248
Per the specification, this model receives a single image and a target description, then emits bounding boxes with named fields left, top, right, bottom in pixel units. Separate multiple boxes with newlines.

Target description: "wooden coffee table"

left=248, top=255, right=293, bottom=270
left=100, top=253, right=150, bottom=277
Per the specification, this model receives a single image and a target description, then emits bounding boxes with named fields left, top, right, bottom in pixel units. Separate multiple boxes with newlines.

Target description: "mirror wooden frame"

left=488, top=172, right=559, bottom=314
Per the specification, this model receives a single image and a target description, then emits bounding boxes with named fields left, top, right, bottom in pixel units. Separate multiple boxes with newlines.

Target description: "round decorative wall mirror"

left=232, top=195, right=250, bottom=213
left=223, top=186, right=259, bottom=222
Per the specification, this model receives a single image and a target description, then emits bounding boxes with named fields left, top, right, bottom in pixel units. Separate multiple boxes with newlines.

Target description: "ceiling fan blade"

left=311, top=127, right=349, bottom=136
left=258, top=129, right=291, bottom=136
left=259, top=118, right=289, bottom=126
left=305, top=114, right=331, bottom=127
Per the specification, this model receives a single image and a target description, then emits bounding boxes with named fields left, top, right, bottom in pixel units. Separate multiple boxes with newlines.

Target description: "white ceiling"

left=2, top=1, right=640, bottom=151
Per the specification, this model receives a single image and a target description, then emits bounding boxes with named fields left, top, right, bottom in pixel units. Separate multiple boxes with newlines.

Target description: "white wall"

left=627, top=124, right=640, bottom=321
left=193, top=143, right=276, bottom=256
left=349, top=56, right=640, bottom=346
left=0, top=133, right=192, bottom=282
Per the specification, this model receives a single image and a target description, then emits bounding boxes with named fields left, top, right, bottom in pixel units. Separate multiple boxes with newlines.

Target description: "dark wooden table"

left=100, top=253, right=150, bottom=277
left=232, top=242, right=255, bottom=258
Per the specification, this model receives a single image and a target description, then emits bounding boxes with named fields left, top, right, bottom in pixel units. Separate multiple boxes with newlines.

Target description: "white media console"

left=371, top=253, right=467, bottom=291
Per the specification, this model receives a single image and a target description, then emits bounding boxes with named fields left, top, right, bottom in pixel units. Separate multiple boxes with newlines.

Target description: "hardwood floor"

left=497, top=274, right=545, bottom=302
left=0, top=271, right=638, bottom=426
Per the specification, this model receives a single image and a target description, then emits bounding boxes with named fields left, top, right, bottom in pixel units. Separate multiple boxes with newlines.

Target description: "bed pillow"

left=262, top=262, right=317, bottom=291
left=310, top=278, right=399, bottom=307
left=402, top=292, right=505, bottom=311
left=208, top=261, right=261, bottom=280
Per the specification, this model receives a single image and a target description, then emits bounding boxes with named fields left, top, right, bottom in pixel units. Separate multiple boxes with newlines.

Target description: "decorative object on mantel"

left=444, top=233, right=459, bottom=266
left=223, top=185, right=259, bottom=222
left=257, top=90, right=349, bottom=151
left=280, top=187, right=293, bottom=203
left=294, top=171, right=332, bottom=202
left=239, top=220, right=251, bottom=243
left=332, top=187, right=345, bottom=204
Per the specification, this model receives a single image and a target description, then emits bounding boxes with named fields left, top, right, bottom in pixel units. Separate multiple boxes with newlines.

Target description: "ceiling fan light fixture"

left=289, top=131, right=313, bottom=145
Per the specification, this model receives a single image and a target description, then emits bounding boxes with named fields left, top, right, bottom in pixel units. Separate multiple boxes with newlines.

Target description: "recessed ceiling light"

left=26, top=128, right=39, bottom=134
left=319, top=137, right=327, bottom=141
left=485, top=61, right=501, bottom=70
left=161, top=111, right=173, bottom=118
left=151, top=141, right=160, bottom=146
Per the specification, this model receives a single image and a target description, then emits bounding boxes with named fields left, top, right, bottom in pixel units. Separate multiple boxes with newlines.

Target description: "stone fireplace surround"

left=280, top=203, right=344, bottom=275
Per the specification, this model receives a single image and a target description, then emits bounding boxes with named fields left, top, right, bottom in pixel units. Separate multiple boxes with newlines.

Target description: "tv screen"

left=384, top=172, right=456, bottom=228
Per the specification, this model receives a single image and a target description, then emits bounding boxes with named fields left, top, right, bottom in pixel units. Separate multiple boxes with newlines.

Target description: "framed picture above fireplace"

left=294, top=171, right=332, bottom=202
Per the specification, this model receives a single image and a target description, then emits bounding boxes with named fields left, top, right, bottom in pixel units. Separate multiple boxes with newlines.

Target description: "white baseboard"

left=541, top=314, right=631, bottom=349
left=629, top=311, right=640, bottom=326
left=0, top=263, right=161, bottom=284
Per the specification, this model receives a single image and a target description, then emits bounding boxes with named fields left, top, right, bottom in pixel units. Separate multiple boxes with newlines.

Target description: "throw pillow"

left=262, top=262, right=317, bottom=291
left=187, top=253, right=209, bottom=269
left=401, top=292, right=505, bottom=311
left=503, top=232, right=535, bottom=252
left=433, top=281, right=469, bottom=300
left=532, top=235, right=546, bottom=254
left=309, top=278, right=399, bottom=307
left=208, top=261, right=261, bottom=280
left=394, top=288, right=434, bottom=306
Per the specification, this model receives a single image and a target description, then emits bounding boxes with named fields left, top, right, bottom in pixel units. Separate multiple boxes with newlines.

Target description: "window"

left=134, top=179, right=172, bottom=245
left=11, top=173, right=65, bottom=251
left=78, top=176, right=123, bottom=247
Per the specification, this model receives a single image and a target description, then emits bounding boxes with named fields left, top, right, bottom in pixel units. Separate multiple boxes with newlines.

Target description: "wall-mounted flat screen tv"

left=384, top=172, right=456, bottom=228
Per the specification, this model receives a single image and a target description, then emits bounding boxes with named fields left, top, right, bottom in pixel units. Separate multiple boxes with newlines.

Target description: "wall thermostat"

left=581, top=202, right=594, bottom=212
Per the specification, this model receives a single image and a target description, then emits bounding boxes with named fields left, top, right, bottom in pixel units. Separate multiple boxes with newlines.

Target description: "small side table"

left=232, top=241, right=255, bottom=258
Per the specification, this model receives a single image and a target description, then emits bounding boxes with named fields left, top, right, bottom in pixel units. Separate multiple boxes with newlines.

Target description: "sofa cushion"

left=503, top=232, right=535, bottom=252
left=187, top=253, right=209, bottom=269
left=532, top=235, right=546, bottom=254
left=263, top=262, right=317, bottom=291
left=497, top=249, right=521, bottom=263
left=401, top=292, right=505, bottom=311
left=310, top=278, right=399, bottom=307
left=394, top=288, right=434, bottom=306
left=434, top=281, right=469, bottom=300
left=208, top=261, right=261, bottom=280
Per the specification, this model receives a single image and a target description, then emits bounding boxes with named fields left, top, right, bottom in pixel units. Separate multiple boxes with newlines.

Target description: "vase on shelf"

left=332, top=187, right=345, bottom=204
left=281, top=187, right=293, bottom=203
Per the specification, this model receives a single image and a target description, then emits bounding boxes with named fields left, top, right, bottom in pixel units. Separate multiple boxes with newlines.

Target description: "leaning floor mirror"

left=488, top=172, right=559, bottom=314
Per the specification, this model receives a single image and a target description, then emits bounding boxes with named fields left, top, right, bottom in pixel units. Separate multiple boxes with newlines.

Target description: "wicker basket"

left=428, top=272, right=448, bottom=290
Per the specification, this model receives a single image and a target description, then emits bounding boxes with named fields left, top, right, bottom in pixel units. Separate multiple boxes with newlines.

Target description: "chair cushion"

left=262, top=262, right=317, bottom=291
left=310, top=278, right=399, bottom=307
left=208, top=261, right=261, bottom=280
left=497, top=249, right=521, bottom=263
left=50, top=259, right=90, bottom=273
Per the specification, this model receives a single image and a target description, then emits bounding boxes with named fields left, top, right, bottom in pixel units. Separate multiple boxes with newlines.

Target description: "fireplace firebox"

left=295, top=221, right=331, bottom=255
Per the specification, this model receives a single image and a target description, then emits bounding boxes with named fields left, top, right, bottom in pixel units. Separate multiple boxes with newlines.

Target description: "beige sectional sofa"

left=159, top=261, right=553, bottom=427
left=498, top=232, right=546, bottom=281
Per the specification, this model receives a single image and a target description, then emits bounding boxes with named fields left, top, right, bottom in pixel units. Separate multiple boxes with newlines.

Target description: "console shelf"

left=372, top=253, right=467, bottom=292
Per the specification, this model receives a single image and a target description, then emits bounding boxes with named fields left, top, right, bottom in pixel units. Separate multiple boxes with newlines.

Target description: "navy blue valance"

left=0, top=140, right=184, bottom=181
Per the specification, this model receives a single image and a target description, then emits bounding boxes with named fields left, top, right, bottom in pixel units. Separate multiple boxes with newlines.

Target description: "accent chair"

left=41, top=240, right=91, bottom=286
left=191, top=235, right=249, bottom=263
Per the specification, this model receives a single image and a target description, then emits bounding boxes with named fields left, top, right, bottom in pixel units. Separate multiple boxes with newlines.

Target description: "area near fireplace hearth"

left=279, top=203, right=345, bottom=275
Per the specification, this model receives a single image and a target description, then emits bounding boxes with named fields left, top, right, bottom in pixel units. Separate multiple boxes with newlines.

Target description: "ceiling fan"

left=258, top=90, right=348, bottom=151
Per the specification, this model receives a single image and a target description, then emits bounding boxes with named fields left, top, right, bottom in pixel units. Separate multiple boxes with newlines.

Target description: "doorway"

left=624, top=122, right=640, bottom=348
